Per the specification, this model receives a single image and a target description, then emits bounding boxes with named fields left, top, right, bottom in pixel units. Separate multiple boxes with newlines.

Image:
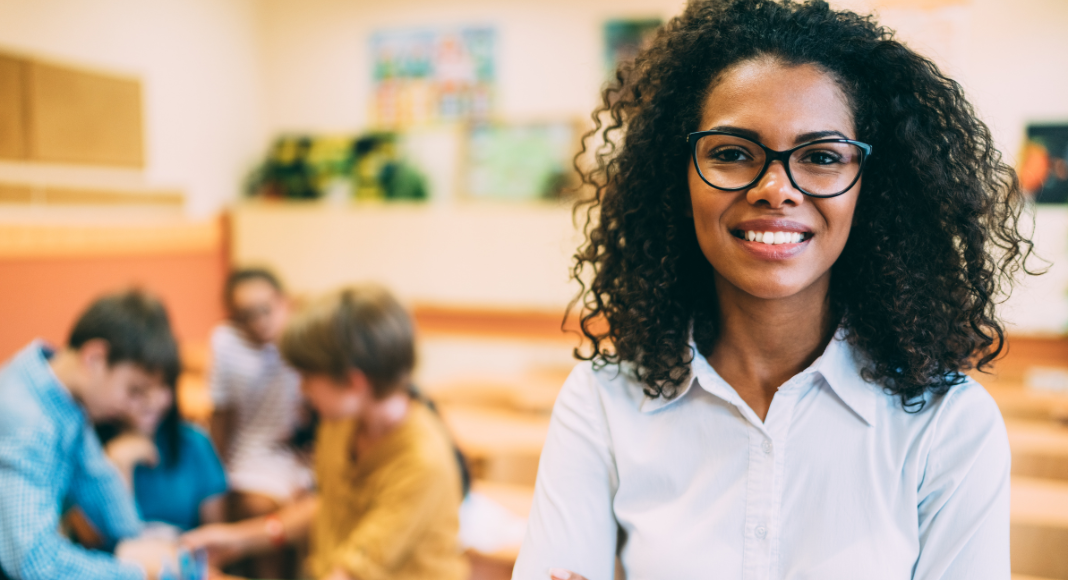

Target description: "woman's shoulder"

left=890, top=375, right=1002, bottom=430
left=553, top=360, right=652, bottom=417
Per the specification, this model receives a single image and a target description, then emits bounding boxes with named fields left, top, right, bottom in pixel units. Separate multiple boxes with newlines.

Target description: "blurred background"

left=1, top=0, right=1068, bottom=578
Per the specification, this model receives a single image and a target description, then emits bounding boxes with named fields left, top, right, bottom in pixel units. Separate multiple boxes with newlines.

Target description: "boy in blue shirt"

left=0, top=290, right=181, bottom=580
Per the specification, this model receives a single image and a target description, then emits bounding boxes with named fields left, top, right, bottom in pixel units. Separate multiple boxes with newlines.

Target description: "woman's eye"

left=710, top=148, right=750, bottom=162
left=802, top=151, right=842, bottom=165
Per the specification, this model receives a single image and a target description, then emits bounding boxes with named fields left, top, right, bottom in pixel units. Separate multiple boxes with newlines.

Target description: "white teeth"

left=743, top=230, right=807, bottom=245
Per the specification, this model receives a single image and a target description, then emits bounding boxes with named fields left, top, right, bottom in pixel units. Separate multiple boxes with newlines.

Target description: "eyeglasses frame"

left=686, top=130, right=873, bottom=198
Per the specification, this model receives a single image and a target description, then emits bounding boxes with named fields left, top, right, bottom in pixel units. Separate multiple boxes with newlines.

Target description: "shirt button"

left=762, top=440, right=773, bottom=454
left=755, top=526, right=768, bottom=539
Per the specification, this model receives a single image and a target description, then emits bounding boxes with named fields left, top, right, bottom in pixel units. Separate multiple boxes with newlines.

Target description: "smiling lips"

left=729, top=219, right=813, bottom=257
left=738, top=230, right=807, bottom=245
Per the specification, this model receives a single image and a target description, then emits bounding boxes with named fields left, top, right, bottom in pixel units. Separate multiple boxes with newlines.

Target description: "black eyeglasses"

left=687, top=130, right=872, bottom=198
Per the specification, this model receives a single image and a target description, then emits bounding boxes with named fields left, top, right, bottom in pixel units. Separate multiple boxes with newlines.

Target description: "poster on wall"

left=1020, top=124, right=1068, bottom=204
left=371, top=27, right=495, bottom=128
left=463, top=120, right=580, bottom=202
left=603, top=18, right=662, bottom=77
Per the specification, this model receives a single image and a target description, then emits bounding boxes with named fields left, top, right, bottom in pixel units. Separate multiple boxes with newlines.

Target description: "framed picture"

left=462, top=120, right=582, bottom=202
left=1020, top=123, right=1068, bottom=204
left=604, top=18, right=662, bottom=77
left=371, top=27, right=496, bottom=128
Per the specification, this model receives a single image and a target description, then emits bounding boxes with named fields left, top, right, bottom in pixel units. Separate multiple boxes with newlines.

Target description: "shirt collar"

left=638, top=331, right=878, bottom=427
left=812, top=331, right=878, bottom=427
left=638, top=344, right=738, bottom=414
left=16, top=340, right=86, bottom=422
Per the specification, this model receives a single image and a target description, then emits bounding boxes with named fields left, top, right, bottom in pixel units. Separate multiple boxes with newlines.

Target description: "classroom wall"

left=0, top=0, right=266, bottom=217
left=2, top=0, right=1066, bottom=331
left=244, top=0, right=1068, bottom=331
left=258, top=0, right=687, bottom=135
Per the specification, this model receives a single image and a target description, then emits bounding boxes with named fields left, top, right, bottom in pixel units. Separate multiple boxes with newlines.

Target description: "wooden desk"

left=1011, top=476, right=1068, bottom=579
left=466, top=480, right=535, bottom=580
left=1007, top=419, right=1068, bottom=481
left=440, top=405, right=550, bottom=486
left=986, top=384, right=1068, bottom=422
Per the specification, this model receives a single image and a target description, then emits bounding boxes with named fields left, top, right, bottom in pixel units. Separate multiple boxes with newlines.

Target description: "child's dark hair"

left=73, top=290, right=182, bottom=465
left=69, top=289, right=180, bottom=386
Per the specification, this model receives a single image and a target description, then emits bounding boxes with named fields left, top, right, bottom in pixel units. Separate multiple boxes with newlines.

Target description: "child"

left=208, top=269, right=312, bottom=518
left=98, top=361, right=228, bottom=533
left=0, top=290, right=180, bottom=580
left=183, top=285, right=467, bottom=580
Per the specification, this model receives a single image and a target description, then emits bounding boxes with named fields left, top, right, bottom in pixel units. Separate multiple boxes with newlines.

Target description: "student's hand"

left=180, top=522, right=253, bottom=567
left=106, top=433, right=160, bottom=471
left=548, top=569, right=589, bottom=580
left=115, top=537, right=174, bottom=580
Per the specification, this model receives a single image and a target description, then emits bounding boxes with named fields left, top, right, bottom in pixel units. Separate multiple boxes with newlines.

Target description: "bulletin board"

left=26, top=59, right=144, bottom=167
left=370, top=27, right=496, bottom=127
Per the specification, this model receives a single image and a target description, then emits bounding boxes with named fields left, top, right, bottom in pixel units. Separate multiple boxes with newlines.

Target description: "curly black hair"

left=569, top=0, right=1036, bottom=409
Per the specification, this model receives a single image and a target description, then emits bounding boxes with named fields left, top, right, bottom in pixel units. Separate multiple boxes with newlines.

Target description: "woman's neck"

left=706, top=273, right=837, bottom=422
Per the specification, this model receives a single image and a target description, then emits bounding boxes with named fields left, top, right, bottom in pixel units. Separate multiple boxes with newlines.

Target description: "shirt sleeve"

left=68, top=423, right=143, bottom=548
left=187, top=425, right=229, bottom=502
left=913, top=382, right=1011, bottom=580
left=512, top=364, right=619, bottom=580
left=0, top=429, right=144, bottom=580
left=331, top=461, right=453, bottom=580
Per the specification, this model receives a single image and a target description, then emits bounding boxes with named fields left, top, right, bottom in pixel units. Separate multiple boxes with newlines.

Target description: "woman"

left=513, top=1, right=1033, bottom=579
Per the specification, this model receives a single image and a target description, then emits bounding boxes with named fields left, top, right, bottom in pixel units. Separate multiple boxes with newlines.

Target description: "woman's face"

left=689, top=59, right=860, bottom=302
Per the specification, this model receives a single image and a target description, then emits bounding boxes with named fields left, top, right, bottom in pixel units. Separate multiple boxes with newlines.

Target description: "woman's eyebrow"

left=795, top=130, right=850, bottom=143
left=708, top=125, right=761, bottom=141
left=706, top=126, right=852, bottom=144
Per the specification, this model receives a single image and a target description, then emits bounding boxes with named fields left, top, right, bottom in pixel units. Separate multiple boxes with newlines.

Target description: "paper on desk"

left=459, top=491, right=528, bottom=554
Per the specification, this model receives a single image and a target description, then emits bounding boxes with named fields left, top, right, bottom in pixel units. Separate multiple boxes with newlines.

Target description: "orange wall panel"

left=0, top=252, right=226, bottom=361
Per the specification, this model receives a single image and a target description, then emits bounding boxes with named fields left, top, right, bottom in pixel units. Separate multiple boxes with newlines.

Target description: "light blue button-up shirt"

left=514, top=333, right=1011, bottom=580
left=0, top=342, right=143, bottom=580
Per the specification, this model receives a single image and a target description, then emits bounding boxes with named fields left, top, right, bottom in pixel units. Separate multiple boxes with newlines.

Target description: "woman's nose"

left=747, top=161, right=804, bottom=208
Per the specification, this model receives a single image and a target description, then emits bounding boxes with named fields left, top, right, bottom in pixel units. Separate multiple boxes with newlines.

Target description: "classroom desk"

left=1011, top=476, right=1068, bottom=579
left=439, top=405, right=550, bottom=485
left=1006, top=419, right=1068, bottom=481
left=986, top=384, right=1068, bottom=422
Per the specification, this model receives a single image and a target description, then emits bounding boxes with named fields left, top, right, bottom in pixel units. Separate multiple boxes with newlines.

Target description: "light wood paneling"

left=25, top=59, right=143, bottom=167
left=0, top=182, right=182, bottom=207
left=0, top=218, right=221, bottom=259
left=0, top=55, right=28, bottom=160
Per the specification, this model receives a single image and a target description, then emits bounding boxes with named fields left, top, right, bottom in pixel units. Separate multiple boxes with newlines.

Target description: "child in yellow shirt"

left=183, top=285, right=467, bottom=580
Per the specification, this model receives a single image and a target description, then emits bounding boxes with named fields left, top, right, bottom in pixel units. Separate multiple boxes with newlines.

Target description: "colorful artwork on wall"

left=1020, top=124, right=1068, bottom=204
left=371, top=27, right=495, bottom=128
left=603, top=18, right=662, bottom=77
left=463, top=121, right=580, bottom=201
